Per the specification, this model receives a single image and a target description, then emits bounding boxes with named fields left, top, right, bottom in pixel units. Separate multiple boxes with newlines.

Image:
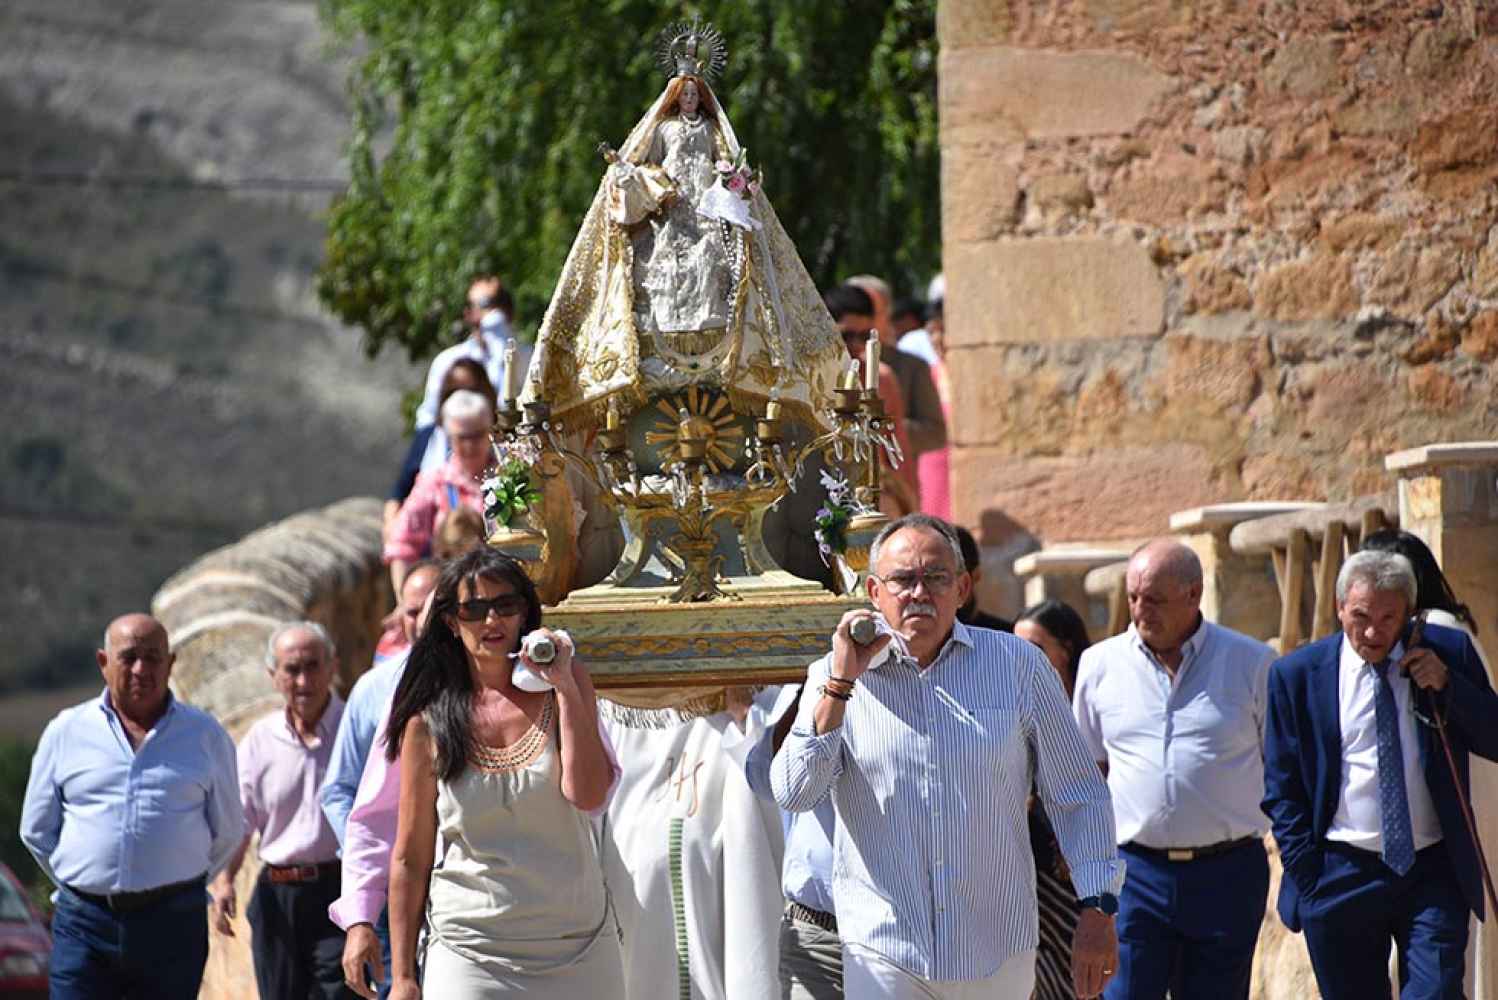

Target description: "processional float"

left=482, top=20, right=901, bottom=698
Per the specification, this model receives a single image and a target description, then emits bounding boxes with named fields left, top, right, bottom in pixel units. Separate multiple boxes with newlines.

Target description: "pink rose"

left=727, top=173, right=747, bottom=194
left=715, top=160, right=734, bottom=173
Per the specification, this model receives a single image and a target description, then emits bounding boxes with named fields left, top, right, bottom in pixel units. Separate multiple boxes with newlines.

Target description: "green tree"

left=316, top=0, right=939, bottom=362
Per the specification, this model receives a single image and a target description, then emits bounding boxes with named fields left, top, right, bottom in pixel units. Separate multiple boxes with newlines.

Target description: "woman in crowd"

left=385, top=359, right=498, bottom=533
left=1361, top=528, right=1486, bottom=658
left=383, top=548, right=622, bottom=1000
left=915, top=298, right=951, bottom=519
left=1013, top=599, right=1094, bottom=1000
left=384, top=390, right=494, bottom=593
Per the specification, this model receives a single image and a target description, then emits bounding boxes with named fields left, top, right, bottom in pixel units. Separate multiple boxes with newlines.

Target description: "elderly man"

left=1264, top=550, right=1498, bottom=999
left=210, top=622, right=352, bottom=999
left=1071, top=540, right=1275, bottom=1000
left=773, top=513, right=1123, bottom=999
left=846, top=274, right=946, bottom=459
left=320, top=562, right=439, bottom=1000
left=413, top=274, right=530, bottom=430
left=20, top=613, right=243, bottom=1000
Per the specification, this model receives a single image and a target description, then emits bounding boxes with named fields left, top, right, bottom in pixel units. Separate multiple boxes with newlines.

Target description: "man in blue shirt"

left=321, top=561, right=440, bottom=845
left=740, top=684, right=843, bottom=999
left=21, top=613, right=244, bottom=1000
left=321, top=560, right=438, bottom=1000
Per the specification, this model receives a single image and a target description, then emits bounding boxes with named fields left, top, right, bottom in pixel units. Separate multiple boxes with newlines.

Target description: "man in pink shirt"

left=210, top=622, right=353, bottom=1000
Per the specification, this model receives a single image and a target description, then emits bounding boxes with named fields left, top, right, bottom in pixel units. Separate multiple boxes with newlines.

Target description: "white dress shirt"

left=414, top=316, right=532, bottom=429
left=1326, top=636, right=1443, bottom=851
left=773, top=622, right=1124, bottom=982
left=1072, top=620, right=1274, bottom=849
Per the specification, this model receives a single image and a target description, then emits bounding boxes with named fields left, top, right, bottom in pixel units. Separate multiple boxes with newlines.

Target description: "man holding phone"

left=1263, top=549, right=1498, bottom=999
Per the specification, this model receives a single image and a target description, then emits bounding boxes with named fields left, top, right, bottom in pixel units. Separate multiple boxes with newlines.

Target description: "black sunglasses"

left=455, top=595, right=527, bottom=622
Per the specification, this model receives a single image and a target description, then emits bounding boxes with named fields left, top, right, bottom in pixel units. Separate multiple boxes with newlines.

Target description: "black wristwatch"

left=1078, top=893, right=1119, bottom=916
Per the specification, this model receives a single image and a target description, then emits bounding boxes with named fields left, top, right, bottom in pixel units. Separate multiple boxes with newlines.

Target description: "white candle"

left=863, top=333, right=880, bottom=392
left=502, top=341, right=520, bottom=403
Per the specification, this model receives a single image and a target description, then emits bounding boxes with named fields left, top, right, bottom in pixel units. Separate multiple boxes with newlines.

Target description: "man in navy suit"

left=1263, top=549, right=1498, bottom=999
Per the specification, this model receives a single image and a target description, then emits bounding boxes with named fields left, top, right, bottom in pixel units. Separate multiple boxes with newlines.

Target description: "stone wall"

left=152, top=496, right=391, bottom=1000
left=940, top=0, right=1498, bottom=552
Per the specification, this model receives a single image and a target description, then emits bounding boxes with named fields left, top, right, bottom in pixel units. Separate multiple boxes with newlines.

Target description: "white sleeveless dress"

left=422, top=694, right=624, bottom=997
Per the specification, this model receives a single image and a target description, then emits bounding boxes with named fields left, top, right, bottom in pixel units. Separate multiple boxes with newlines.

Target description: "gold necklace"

left=470, top=694, right=554, bottom=773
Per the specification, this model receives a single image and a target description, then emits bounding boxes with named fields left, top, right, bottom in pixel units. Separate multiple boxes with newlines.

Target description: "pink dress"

left=917, top=357, right=952, bottom=519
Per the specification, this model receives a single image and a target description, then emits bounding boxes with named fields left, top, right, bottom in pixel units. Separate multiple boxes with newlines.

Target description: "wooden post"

left=1312, top=521, right=1345, bottom=640
left=1279, top=529, right=1309, bottom=651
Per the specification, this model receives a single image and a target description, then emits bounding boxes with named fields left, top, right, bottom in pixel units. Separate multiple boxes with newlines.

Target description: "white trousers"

left=843, top=944, right=1037, bottom=1000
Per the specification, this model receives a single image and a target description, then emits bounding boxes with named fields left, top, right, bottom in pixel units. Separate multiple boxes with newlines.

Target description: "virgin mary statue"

left=524, top=22, right=844, bottom=431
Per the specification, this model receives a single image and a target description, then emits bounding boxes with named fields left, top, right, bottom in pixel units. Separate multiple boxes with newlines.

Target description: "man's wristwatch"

left=1078, top=893, right=1119, bottom=916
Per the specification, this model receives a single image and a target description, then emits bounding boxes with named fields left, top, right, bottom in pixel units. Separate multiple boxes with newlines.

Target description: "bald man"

left=21, top=613, right=244, bottom=1000
left=1071, top=542, right=1275, bottom=1000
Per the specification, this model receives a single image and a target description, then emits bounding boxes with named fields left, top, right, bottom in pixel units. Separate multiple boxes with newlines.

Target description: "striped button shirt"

left=772, top=621, right=1124, bottom=981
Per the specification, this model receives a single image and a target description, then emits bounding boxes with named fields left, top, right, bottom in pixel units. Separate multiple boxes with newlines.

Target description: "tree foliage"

left=316, top=0, right=939, bottom=362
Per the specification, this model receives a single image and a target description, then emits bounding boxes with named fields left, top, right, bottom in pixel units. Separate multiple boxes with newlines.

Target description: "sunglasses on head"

left=455, top=594, right=527, bottom=621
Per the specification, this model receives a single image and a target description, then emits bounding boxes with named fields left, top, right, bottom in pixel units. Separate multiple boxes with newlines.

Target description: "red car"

left=0, top=862, right=49, bottom=999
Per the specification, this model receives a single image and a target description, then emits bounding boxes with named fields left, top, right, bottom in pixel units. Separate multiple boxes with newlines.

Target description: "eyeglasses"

left=873, top=570, right=956, bottom=595
left=455, top=595, right=527, bottom=621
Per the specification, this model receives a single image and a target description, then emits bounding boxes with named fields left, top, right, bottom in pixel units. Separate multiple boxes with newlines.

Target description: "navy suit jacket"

left=1262, top=624, right=1498, bottom=932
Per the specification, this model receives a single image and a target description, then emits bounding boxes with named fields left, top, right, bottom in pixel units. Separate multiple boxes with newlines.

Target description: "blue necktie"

left=1373, top=659, right=1416, bottom=876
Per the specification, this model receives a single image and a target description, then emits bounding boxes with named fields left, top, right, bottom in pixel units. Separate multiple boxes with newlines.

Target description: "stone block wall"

left=940, top=0, right=1498, bottom=550
left=151, top=496, right=391, bottom=1000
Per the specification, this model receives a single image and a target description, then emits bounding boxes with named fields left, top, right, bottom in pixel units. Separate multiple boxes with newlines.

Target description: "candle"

left=606, top=398, right=620, bottom=431
left=765, top=399, right=781, bottom=421
left=863, top=332, right=880, bottom=392
left=502, top=341, right=520, bottom=403
left=842, top=361, right=860, bottom=390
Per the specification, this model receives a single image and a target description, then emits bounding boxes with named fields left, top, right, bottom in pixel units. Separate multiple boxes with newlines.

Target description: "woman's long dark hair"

left=1015, top=599, right=1092, bottom=696
left=384, top=548, right=543, bottom=781
left=1361, top=529, right=1477, bottom=634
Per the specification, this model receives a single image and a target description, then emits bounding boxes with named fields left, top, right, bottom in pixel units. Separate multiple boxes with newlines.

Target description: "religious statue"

left=523, top=20, right=844, bottom=431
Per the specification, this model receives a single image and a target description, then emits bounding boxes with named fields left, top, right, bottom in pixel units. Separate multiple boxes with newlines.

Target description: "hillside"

left=0, top=0, right=416, bottom=694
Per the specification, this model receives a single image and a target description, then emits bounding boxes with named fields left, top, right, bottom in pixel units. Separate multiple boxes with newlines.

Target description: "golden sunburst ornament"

left=643, top=387, right=746, bottom=473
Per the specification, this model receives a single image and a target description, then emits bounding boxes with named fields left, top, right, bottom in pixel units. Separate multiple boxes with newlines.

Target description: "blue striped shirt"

left=772, top=621, right=1124, bottom=981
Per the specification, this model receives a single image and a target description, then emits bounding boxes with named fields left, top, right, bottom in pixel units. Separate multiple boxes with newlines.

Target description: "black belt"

left=1124, top=835, right=1260, bottom=863
left=66, top=875, right=205, bottom=913
left=787, top=900, right=837, bottom=933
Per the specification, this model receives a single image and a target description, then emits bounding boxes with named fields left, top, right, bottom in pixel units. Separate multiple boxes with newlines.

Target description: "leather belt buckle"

left=1167, top=848, right=1194, bottom=862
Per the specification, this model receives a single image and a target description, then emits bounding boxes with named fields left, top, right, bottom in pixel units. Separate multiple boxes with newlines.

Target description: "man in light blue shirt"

left=740, top=684, right=842, bottom=999
left=1072, top=539, right=1274, bottom=1000
left=774, top=514, right=1123, bottom=1000
left=321, top=561, right=439, bottom=846
left=320, top=561, right=436, bottom=1000
left=20, top=613, right=244, bottom=1000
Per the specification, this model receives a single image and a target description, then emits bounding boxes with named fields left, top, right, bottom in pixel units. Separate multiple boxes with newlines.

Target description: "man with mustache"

left=773, top=514, right=1122, bottom=999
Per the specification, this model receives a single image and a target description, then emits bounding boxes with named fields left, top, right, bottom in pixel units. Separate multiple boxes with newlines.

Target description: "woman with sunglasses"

left=383, top=548, right=622, bottom=1000
left=1014, top=599, right=1093, bottom=1000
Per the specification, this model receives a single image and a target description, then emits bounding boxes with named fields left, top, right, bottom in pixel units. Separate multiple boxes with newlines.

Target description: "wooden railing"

left=1227, top=494, right=1397, bottom=652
